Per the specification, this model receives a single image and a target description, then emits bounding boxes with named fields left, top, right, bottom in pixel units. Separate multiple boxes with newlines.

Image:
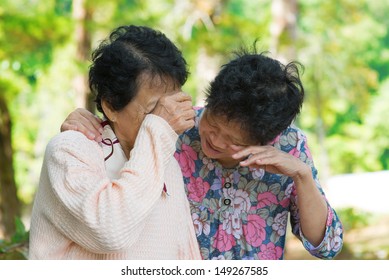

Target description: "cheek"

left=127, top=108, right=147, bottom=126
left=199, top=122, right=211, bottom=139
left=118, top=110, right=144, bottom=131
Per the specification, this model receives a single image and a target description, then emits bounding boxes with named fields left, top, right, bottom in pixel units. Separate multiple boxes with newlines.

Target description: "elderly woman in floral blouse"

left=61, top=47, right=343, bottom=260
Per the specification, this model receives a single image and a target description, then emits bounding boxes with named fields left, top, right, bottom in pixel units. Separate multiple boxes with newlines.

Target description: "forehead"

left=205, top=109, right=238, bottom=126
left=204, top=110, right=254, bottom=144
left=137, top=73, right=179, bottom=98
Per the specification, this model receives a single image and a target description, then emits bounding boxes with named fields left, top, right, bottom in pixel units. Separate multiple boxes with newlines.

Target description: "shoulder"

left=179, top=107, right=203, bottom=141
left=194, top=106, right=204, bottom=119
left=282, top=124, right=307, bottom=139
left=271, top=124, right=308, bottom=151
left=45, top=130, right=102, bottom=161
left=47, top=130, right=95, bottom=149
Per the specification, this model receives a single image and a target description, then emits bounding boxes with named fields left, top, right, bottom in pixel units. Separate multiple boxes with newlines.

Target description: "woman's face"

left=112, top=77, right=179, bottom=156
left=198, top=109, right=254, bottom=167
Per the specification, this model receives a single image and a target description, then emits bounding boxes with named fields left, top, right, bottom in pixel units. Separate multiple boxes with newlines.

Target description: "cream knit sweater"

left=29, top=115, right=201, bottom=260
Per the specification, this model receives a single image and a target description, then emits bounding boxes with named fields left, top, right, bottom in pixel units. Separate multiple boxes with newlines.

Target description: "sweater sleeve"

left=43, top=114, right=177, bottom=253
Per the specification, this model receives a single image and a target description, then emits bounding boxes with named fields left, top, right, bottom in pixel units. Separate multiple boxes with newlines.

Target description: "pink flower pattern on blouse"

left=187, top=177, right=211, bottom=203
left=213, top=224, right=236, bottom=252
left=257, top=243, right=283, bottom=260
left=175, top=108, right=343, bottom=260
left=174, top=144, right=197, bottom=178
left=242, top=214, right=266, bottom=247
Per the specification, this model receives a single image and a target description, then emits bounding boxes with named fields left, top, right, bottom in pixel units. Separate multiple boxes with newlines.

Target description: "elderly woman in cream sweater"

left=28, top=25, right=201, bottom=260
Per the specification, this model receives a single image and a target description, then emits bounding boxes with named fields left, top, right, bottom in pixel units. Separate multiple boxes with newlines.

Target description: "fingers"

left=171, top=91, right=192, bottom=102
left=177, top=118, right=195, bottom=134
left=76, top=108, right=104, bottom=134
left=232, top=146, right=264, bottom=160
left=152, top=92, right=189, bottom=114
left=152, top=92, right=195, bottom=134
left=64, top=120, right=102, bottom=142
left=181, top=104, right=196, bottom=119
left=60, top=122, right=79, bottom=134
left=230, top=144, right=247, bottom=153
left=180, top=100, right=193, bottom=109
left=161, top=94, right=192, bottom=114
left=232, top=145, right=306, bottom=177
left=174, top=104, right=196, bottom=134
left=232, top=145, right=273, bottom=167
left=168, top=106, right=195, bottom=134
left=60, top=108, right=103, bottom=142
left=241, top=151, right=275, bottom=167
left=64, top=120, right=102, bottom=141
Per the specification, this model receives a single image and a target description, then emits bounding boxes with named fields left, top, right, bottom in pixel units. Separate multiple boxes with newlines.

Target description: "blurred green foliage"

left=336, top=207, right=372, bottom=232
left=0, top=218, right=29, bottom=260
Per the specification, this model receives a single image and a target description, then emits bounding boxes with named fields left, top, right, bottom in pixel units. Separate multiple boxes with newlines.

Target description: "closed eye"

left=231, top=140, right=249, bottom=147
left=205, top=112, right=218, bottom=128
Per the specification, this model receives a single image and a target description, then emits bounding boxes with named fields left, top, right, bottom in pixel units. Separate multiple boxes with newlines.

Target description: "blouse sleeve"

left=288, top=129, right=344, bottom=259
left=42, top=114, right=177, bottom=253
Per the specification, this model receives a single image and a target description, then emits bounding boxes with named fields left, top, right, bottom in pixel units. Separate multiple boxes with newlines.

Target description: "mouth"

left=204, top=138, right=222, bottom=155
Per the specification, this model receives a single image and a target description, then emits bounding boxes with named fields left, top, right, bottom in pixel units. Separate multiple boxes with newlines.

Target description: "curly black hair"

left=89, top=25, right=188, bottom=115
left=205, top=49, right=304, bottom=145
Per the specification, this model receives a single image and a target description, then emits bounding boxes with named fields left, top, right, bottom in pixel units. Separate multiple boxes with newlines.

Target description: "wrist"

left=292, top=164, right=312, bottom=185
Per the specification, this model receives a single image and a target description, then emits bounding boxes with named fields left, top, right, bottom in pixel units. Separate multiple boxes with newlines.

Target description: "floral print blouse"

left=174, top=107, right=343, bottom=260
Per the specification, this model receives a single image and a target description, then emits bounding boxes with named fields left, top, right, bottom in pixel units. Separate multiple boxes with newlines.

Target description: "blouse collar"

left=100, top=120, right=127, bottom=179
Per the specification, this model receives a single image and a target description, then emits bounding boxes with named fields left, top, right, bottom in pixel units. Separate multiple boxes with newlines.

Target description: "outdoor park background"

left=0, top=0, right=388, bottom=260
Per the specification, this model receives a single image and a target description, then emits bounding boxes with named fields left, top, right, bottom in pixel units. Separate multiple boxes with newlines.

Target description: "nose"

left=209, top=132, right=228, bottom=150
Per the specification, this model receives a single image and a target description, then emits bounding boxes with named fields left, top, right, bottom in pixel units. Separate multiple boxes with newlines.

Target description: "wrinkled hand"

left=60, top=108, right=103, bottom=142
left=151, top=92, right=195, bottom=135
left=231, top=144, right=311, bottom=179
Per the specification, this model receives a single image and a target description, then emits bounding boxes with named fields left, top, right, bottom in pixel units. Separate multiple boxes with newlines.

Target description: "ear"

left=101, top=100, right=117, bottom=122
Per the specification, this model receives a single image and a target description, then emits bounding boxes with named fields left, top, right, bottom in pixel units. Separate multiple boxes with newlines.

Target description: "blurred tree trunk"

left=169, top=0, right=225, bottom=106
left=73, top=0, right=95, bottom=112
left=0, top=95, right=21, bottom=239
left=312, top=67, right=331, bottom=185
left=194, top=47, right=220, bottom=106
left=270, top=0, right=331, bottom=183
left=270, top=0, right=298, bottom=63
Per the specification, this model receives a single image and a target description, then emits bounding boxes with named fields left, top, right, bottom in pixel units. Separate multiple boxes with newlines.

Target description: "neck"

left=110, top=123, right=134, bottom=159
left=117, top=137, right=133, bottom=159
